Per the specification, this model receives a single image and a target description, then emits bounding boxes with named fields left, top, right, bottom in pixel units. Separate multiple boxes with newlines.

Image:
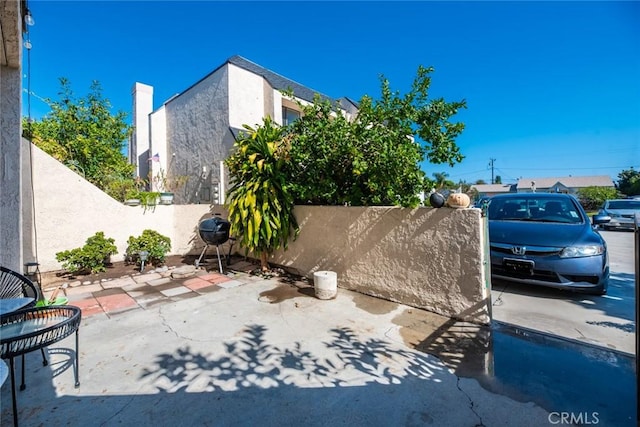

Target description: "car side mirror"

left=592, top=214, right=611, bottom=225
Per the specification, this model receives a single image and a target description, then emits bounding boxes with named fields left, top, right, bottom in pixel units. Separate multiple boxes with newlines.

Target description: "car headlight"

left=559, top=245, right=604, bottom=258
left=608, top=212, right=622, bottom=218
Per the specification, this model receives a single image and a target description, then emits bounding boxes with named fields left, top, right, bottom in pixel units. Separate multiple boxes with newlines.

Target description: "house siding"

left=133, top=56, right=347, bottom=205
left=131, top=82, right=153, bottom=179
left=149, top=105, right=167, bottom=191
left=165, top=65, right=230, bottom=204
left=228, top=63, right=265, bottom=129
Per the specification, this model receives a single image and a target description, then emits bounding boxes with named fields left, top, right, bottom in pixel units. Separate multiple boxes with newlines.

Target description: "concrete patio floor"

left=1, top=262, right=556, bottom=427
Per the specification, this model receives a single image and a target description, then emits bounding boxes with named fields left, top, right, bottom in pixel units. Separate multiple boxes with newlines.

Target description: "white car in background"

left=598, top=199, right=640, bottom=231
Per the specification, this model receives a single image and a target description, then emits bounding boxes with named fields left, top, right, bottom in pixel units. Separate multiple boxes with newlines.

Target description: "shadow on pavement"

left=410, top=315, right=636, bottom=427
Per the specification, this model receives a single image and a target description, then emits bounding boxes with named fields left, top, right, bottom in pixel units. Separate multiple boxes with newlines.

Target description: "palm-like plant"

left=225, top=116, right=299, bottom=271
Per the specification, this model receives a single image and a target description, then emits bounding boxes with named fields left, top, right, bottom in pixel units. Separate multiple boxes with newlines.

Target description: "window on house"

left=282, top=107, right=301, bottom=126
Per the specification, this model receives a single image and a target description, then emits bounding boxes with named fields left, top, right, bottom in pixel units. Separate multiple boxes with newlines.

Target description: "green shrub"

left=126, top=229, right=171, bottom=266
left=55, top=231, right=118, bottom=274
left=577, top=186, right=619, bottom=211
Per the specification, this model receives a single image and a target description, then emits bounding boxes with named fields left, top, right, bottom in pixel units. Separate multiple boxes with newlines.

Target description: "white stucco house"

left=130, top=55, right=358, bottom=204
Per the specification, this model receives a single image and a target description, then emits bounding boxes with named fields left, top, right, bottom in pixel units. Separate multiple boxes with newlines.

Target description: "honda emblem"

left=511, top=246, right=526, bottom=255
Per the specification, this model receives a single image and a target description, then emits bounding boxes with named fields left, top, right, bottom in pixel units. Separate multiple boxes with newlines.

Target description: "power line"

left=22, top=88, right=50, bottom=105
left=488, top=158, right=496, bottom=184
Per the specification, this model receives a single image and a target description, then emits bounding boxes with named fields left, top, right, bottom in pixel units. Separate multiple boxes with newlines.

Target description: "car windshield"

left=606, top=200, right=640, bottom=210
left=488, top=196, right=584, bottom=223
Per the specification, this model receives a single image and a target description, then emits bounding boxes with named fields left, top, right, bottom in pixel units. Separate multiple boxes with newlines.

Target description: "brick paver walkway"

left=42, top=260, right=259, bottom=318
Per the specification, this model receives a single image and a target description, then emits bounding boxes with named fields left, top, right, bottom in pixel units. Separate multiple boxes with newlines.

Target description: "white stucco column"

left=131, top=82, right=154, bottom=179
left=0, top=0, right=24, bottom=271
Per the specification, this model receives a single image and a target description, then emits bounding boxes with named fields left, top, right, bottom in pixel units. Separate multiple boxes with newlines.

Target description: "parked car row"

left=596, top=198, right=640, bottom=231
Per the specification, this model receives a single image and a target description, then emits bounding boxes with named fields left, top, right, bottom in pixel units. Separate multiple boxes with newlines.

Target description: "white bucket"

left=313, top=271, right=338, bottom=300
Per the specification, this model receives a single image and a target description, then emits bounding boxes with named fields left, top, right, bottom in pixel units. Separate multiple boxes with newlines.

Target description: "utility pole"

left=489, top=158, right=496, bottom=184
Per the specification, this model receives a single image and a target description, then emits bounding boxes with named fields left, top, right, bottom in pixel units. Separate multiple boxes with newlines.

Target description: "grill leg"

left=216, top=245, right=223, bottom=274
left=195, top=244, right=209, bottom=267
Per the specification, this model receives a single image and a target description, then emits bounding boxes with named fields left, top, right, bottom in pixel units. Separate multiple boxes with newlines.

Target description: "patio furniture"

left=0, top=265, right=49, bottom=364
left=1, top=266, right=40, bottom=301
left=1, top=305, right=81, bottom=427
left=0, top=298, right=34, bottom=316
left=1, top=266, right=48, bottom=368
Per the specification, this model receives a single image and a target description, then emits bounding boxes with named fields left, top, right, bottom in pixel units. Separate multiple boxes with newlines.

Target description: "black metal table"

left=1, top=305, right=81, bottom=426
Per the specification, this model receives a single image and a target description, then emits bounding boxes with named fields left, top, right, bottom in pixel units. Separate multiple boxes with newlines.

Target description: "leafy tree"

left=225, top=117, right=299, bottom=271
left=495, top=175, right=502, bottom=184
left=457, top=179, right=472, bottom=193
left=23, top=78, right=135, bottom=199
left=432, top=172, right=455, bottom=190
left=576, top=186, right=619, bottom=211
left=284, top=65, right=466, bottom=207
left=475, top=179, right=487, bottom=185
left=617, top=168, right=640, bottom=196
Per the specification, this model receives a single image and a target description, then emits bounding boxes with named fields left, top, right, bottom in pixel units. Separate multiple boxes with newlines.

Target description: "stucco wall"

left=26, top=142, right=489, bottom=324
left=228, top=63, right=265, bottom=129
left=164, top=66, right=231, bottom=204
left=0, top=0, right=23, bottom=271
left=28, top=143, right=214, bottom=272
left=132, top=82, right=153, bottom=178
left=149, top=104, right=167, bottom=191
left=270, top=206, right=490, bottom=324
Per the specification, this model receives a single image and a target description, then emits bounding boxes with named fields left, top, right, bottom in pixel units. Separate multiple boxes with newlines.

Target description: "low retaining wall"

left=271, top=206, right=491, bottom=324
left=27, top=143, right=215, bottom=272
left=26, top=143, right=490, bottom=324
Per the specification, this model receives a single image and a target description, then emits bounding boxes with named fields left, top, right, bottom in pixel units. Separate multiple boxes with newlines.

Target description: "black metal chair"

left=1, top=306, right=81, bottom=426
left=0, top=266, right=40, bottom=301
left=0, top=267, right=48, bottom=389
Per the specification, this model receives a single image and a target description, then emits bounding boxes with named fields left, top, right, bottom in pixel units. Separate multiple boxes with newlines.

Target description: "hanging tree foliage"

left=284, top=65, right=466, bottom=207
left=23, top=78, right=135, bottom=200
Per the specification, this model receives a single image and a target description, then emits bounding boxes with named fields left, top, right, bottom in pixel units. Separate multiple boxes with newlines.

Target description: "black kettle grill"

left=195, top=215, right=234, bottom=273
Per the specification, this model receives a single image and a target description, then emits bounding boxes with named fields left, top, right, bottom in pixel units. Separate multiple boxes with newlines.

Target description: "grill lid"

left=198, top=215, right=231, bottom=245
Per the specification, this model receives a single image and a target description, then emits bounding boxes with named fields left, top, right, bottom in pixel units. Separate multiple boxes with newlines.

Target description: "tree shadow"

left=140, top=324, right=445, bottom=395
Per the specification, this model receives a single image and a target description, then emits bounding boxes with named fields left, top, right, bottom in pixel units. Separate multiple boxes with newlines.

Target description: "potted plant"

left=153, top=168, right=189, bottom=205
left=138, top=191, right=161, bottom=212
left=124, top=189, right=141, bottom=206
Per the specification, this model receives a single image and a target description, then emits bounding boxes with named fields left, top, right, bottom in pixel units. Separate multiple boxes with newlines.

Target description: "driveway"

left=491, top=229, right=636, bottom=355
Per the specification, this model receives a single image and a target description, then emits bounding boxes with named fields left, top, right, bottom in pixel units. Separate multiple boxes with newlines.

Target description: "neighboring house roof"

left=471, top=184, right=515, bottom=193
left=227, top=55, right=335, bottom=104
left=229, top=126, right=248, bottom=140
left=337, top=97, right=360, bottom=115
left=164, top=55, right=337, bottom=108
left=516, top=175, right=614, bottom=191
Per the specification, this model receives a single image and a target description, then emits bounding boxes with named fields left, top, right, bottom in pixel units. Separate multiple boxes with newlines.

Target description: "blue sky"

left=23, top=1, right=639, bottom=185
